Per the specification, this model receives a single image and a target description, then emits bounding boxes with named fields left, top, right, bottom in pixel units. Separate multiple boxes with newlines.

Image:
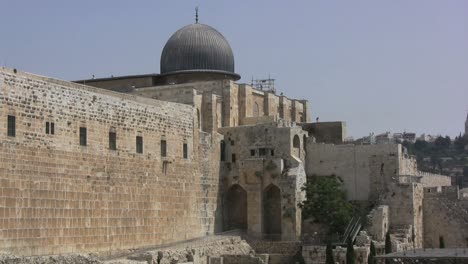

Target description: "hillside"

left=402, top=135, right=468, bottom=188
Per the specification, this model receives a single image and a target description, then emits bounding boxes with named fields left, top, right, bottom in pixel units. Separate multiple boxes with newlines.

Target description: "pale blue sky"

left=1, top=1, right=467, bottom=138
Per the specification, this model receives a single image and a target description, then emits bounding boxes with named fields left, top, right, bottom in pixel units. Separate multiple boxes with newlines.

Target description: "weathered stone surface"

left=0, top=254, right=100, bottom=264
left=0, top=68, right=221, bottom=256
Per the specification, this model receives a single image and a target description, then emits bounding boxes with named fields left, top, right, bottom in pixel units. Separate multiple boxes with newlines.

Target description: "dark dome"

left=160, top=23, right=239, bottom=80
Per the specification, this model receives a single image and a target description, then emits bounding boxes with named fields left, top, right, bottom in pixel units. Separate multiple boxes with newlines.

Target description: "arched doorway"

left=224, top=184, right=247, bottom=231
left=253, top=102, right=259, bottom=117
left=263, top=184, right=281, bottom=238
left=293, top=135, right=300, bottom=158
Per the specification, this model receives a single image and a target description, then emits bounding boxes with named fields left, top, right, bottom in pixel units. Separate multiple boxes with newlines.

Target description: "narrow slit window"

left=136, top=136, right=143, bottom=154
left=109, top=132, right=117, bottom=150
left=79, top=127, right=87, bottom=146
left=232, top=154, right=236, bottom=163
left=7, top=115, right=15, bottom=137
left=250, top=149, right=255, bottom=156
left=161, top=140, right=167, bottom=157
left=183, top=143, right=188, bottom=159
left=220, top=140, right=226, bottom=161
left=46, top=122, right=50, bottom=134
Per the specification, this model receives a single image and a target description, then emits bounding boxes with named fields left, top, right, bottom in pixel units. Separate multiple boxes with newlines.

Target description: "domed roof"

left=160, top=23, right=239, bottom=80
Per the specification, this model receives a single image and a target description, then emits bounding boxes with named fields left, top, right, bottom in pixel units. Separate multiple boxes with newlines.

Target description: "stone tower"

left=465, top=112, right=468, bottom=136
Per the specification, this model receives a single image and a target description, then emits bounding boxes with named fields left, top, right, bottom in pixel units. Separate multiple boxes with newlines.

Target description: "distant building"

left=375, top=131, right=393, bottom=144
left=402, top=132, right=416, bottom=143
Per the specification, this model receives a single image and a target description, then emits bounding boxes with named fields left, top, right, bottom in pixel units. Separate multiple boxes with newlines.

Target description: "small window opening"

left=230, top=140, right=235, bottom=146
left=46, top=122, right=55, bottom=135
left=270, top=149, right=275, bottom=156
left=161, top=140, right=167, bottom=157
left=109, top=132, right=117, bottom=150
left=7, top=115, right=16, bottom=137
left=250, top=149, right=256, bottom=156
left=232, top=154, right=236, bottom=163
left=259, top=148, right=267, bottom=156
left=220, top=140, right=226, bottom=161
left=136, top=136, right=143, bottom=153
left=183, top=143, right=188, bottom=159
left=79, top=127, right=87, bottom=146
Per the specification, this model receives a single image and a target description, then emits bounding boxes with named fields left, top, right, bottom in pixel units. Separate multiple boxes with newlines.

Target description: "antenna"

left=195, top=7, right=199, bottom=23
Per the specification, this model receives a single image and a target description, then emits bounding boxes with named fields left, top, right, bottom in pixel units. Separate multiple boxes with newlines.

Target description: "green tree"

left=325, top=242, right=334, bottom=264
left=454, top=135, right=468, bottom=152
left=346, top=236, right=355, bottom=264
left=367, top=241, right=376, bottom=264
left=439, top=236, right=445, bottom=248
left=299, top=175, right=353, bottom=235
left=414, top=139, right=428, bottom=152
left=434, top=136, right=451, bottom=150
left=385, top=232, right=392, bottom=254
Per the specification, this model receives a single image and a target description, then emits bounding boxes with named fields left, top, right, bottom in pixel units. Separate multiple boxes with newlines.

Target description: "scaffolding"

left=251, top=77, right=276, bottom=94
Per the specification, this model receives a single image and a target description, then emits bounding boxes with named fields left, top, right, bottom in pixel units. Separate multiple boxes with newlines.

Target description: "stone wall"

left=218, top=123, right=307, bottom=240
left=302, top=245, right=369, bottom=264
left=423, top=187, right=468, bottom=248
left=366, top=206, right=389, bottom=242
left=302, top=121, right=346, bottom=144
left=306, top=143, right=401, bottom=201
left=0, top=68, right=221, bottom=256
left=306, top=143, right=451, bottom=201
left=121, top=235, right=254, bottom=264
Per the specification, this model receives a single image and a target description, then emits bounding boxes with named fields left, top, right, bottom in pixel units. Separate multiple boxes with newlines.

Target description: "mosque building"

left=0, top=15, right=461, bottom=261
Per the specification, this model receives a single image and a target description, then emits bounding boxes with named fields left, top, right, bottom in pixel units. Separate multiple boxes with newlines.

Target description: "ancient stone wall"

left=301, top=121, right=346, bottom=144
left=0, top=68, right=221, bottom=256
left=423, top=187, right=468, bottom=248
left=305, top=143, right=401, bottom=200
left=366, top=206, right=389, bottom=242
left=218, top=123, right=307, bottom=240
left=302, top=245, right=369, bottom=264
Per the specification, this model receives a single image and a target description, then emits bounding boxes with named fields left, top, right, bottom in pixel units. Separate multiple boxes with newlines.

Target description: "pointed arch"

left=263, top=184, right=281, bottom=237
left=224, top=184, right=247, bottom=231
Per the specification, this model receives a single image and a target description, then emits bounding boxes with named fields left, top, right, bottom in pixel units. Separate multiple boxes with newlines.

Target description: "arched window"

left=263, top=184, right=281, bottom=238
left=224, top=184, right=248, bottom=231
left=253, top=102, right=259, bottom=117
left=293, top=135, right=300, bottom=148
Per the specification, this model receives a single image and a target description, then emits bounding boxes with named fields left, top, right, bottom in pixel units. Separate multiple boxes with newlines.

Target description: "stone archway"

left=293, top=134, right=301, bottom=158
left=224, top=184, right=247, bottom=231
left=263, top=184, right=282, bottom=238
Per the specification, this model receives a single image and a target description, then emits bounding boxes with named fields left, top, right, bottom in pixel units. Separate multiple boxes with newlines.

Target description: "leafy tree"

left=414, top=139, right=428, bottom=152
left=434, top=136, right=451, bottom=150
left=367, top=241, right=376, bottom=264
left=439, top=236, right=445, bottom=248
left=325, top=242, right=334, bottom=264
left=454, top=135, right=468, bottom=152
left=299, top=175, right=353, bottom=235
left=385, top=231, right=392, bottom=254
left=346, top=236, right=355, bottom=264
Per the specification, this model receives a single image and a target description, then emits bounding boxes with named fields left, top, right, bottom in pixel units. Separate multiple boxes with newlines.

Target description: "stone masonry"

left=0, top=68, right=221, bottom=256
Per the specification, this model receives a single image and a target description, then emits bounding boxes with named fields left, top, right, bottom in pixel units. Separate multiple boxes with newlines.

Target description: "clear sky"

left=1, top=0, right=467, bottom=138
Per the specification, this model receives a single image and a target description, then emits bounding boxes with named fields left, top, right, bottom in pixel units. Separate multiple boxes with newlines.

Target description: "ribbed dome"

left=160, top=23, right=239, bottom=79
